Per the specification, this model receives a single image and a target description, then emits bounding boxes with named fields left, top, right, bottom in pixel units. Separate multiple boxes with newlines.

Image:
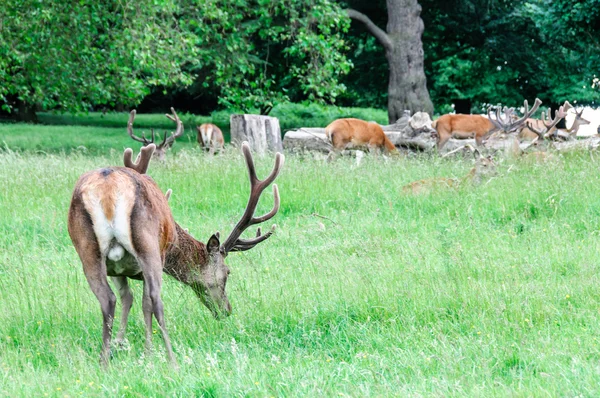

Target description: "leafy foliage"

left=184, top=0, right=352, bottom=114
left=0, top=0, right=196, bottom=117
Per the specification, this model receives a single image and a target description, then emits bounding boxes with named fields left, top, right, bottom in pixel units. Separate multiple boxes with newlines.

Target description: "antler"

left=123, top=143, right=156, bottom=174
left=487, top=98, right=542, bottom=134
left=158, top=107, right=184, bottom=149
left=526, top=104, right=567, bottom=140
left=221, top=142, right=285, bottom=253
left=127, top=110, right=157, bottom=145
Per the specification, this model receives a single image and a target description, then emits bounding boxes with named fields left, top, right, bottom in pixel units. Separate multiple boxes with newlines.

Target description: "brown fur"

left=432, top=114, right=497, bottom=150
left=325, top=118, right=397, bottom=155
left=197, top=124, right=225, bottom=154
left=68, top=166, right=217, bottom=367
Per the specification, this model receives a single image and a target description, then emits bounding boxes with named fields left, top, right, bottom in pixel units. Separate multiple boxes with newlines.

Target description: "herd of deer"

left=68, top=100, right=589, bottom=366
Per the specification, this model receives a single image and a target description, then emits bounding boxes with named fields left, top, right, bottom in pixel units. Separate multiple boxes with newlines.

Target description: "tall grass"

left=1, top=128, right=600, bottom=395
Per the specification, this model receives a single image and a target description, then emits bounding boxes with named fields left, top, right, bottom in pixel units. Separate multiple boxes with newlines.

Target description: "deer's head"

left=189, top=143, right=284, bottom=319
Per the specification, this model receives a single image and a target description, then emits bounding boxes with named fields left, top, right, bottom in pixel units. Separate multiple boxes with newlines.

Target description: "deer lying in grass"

left=402, top=146, right=496, bottom=194
left=518, top=101, right=573, bottom=141
left=197, top=123, right=225, bottom=155
left=433, top=98, right=542, bottom=150
left=68, top=137, right=284, bottom=367
left=325, top=118, right=398, bottom=160
left=127, top=108, right=184, bottom=160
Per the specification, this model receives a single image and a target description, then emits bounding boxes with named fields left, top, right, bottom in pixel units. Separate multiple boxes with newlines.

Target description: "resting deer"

left=560, top=108, right=590, bottom=137
left=519, top=101, right=572, bottom=141
left=402, top=146, right=496, bottom=194
left=127, top=108, right=184, bottom=160
left=197, top=123, right=225, bottom=155
left=325, top=118, right=398, bottom=160
left=68, top=134, right=284, bottom=367
left=434, top=98, right=542, bottom=150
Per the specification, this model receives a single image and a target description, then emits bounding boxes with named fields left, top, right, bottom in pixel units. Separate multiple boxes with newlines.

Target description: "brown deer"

left=518, top=101, right=572, bottom=141
left=402, top=146, right=496, bottom=194
left=561, top=108, right=590, bottom=137
left=68, top=136, right=284, bottom=367
left=127, top=108, right=184, bottom=161
left=197, top=123, right=225, bottom=155
left=325, top=118, right=398, bottom=160
left=524, top=104, right=568, bottom=142
left=433, top=99, right=542, bottom=150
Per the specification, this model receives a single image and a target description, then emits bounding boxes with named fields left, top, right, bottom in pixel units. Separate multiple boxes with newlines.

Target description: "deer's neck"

left=164, top=223, right=208, bottom=285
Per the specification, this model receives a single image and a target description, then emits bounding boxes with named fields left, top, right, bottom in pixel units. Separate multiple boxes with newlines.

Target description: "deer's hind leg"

left=69, top=204, right=116, bottom=367
left=133, top=235, right=177, bottom=366
left=111, top=276, right=133, bottom=346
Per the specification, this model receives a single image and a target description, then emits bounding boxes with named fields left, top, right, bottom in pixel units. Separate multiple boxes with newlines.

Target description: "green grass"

left=2, top=123, right=600, bottom=396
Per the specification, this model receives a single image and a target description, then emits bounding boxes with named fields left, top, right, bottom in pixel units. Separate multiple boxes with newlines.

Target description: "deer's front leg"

left=139, top=251, right=177, bottom=367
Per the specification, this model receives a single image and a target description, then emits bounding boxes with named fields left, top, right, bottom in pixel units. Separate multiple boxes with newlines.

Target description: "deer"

left=127, top=108, right=184, bottom=161
left=402, top=145, right=496, bottom=194
left=324, top=118, right=398, bottom=160
left=433, top=98, right=542, bottom=151
left=560, top=107, right=590, bottom=137
left=197, top=123, right=225, bottom=155
left=68, top=126, right=284, bottom=367
left=518, top=101, right=573, bottom=141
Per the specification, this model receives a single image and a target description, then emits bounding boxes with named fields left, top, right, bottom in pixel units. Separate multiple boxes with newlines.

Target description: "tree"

left=181, top=0, right=352, bottom=115
left=0, top=0, right=197, bottom=121
left=346, top=0, right=434, bottom=122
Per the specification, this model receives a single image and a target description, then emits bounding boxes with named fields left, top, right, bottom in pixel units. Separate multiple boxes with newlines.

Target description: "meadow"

left=2, top=119, right=600, bottom=396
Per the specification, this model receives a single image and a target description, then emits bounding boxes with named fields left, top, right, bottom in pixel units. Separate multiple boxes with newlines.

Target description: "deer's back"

left=326, top=118, right=386, bottom=147
left=435, top=114, right=494, bottom=137
left=69, top=167, right=176, bottom=262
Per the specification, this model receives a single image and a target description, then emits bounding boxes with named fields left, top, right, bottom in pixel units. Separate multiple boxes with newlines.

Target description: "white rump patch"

left=86, top=193, right=135, bottom=258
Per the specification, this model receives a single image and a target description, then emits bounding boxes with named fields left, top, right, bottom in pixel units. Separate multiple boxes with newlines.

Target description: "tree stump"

left=230, top=114, right=283, bottom=154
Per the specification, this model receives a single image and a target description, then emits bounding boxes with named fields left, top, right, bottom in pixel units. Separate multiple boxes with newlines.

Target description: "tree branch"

left=346, top=9, right=393, bottom=53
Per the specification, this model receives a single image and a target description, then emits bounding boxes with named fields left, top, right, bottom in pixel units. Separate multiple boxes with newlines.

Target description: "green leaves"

left=185, top=0, right=351, bottom=114
left=0, top=0, right=196, bottom=116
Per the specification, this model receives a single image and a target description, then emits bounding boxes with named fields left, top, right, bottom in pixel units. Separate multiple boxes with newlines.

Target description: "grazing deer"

left=197, top=123, right=225, bottom=155
left=68, top=138, right=284, bottom=367
left=434, top=98, right=542, bottom=150
left=325, top=118, right=398, bottom=160
left=402, top=146, right=496, bottom=194
left=127, top=108, right=184, bottom=161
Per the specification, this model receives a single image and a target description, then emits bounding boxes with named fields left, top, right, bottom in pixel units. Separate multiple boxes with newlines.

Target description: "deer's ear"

left=207, top=233, right=220, bottom=253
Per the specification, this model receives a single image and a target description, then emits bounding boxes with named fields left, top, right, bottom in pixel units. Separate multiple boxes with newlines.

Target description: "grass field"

left=2, top=122, right=600, bottom=396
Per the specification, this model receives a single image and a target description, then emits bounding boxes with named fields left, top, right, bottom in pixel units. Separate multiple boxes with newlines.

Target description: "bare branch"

left=346, top=9, right=393, bottom=53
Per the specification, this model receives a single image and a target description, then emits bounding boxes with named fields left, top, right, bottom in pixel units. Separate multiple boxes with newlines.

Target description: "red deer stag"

left=524, top=104, right=568, bottom=142
left=127, top=108, right=184, bottom=160
left=519, top=101, right=571, bottom=141
left=433, top=98, right=542, bottom=150
left=325, top=118, right=398, bottom=160
left=68, top=139, right=284, bottom=367
left=197, top=123, right=225, bottom=155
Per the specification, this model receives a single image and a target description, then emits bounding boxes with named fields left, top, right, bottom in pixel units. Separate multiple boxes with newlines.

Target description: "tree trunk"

left=14, top=100, right=38, bottom=123
left=347, top=1, right=434, bottom=124
left=386, top=0, right=433, bottom=122
left=230, top=114, right=283, bottom=155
